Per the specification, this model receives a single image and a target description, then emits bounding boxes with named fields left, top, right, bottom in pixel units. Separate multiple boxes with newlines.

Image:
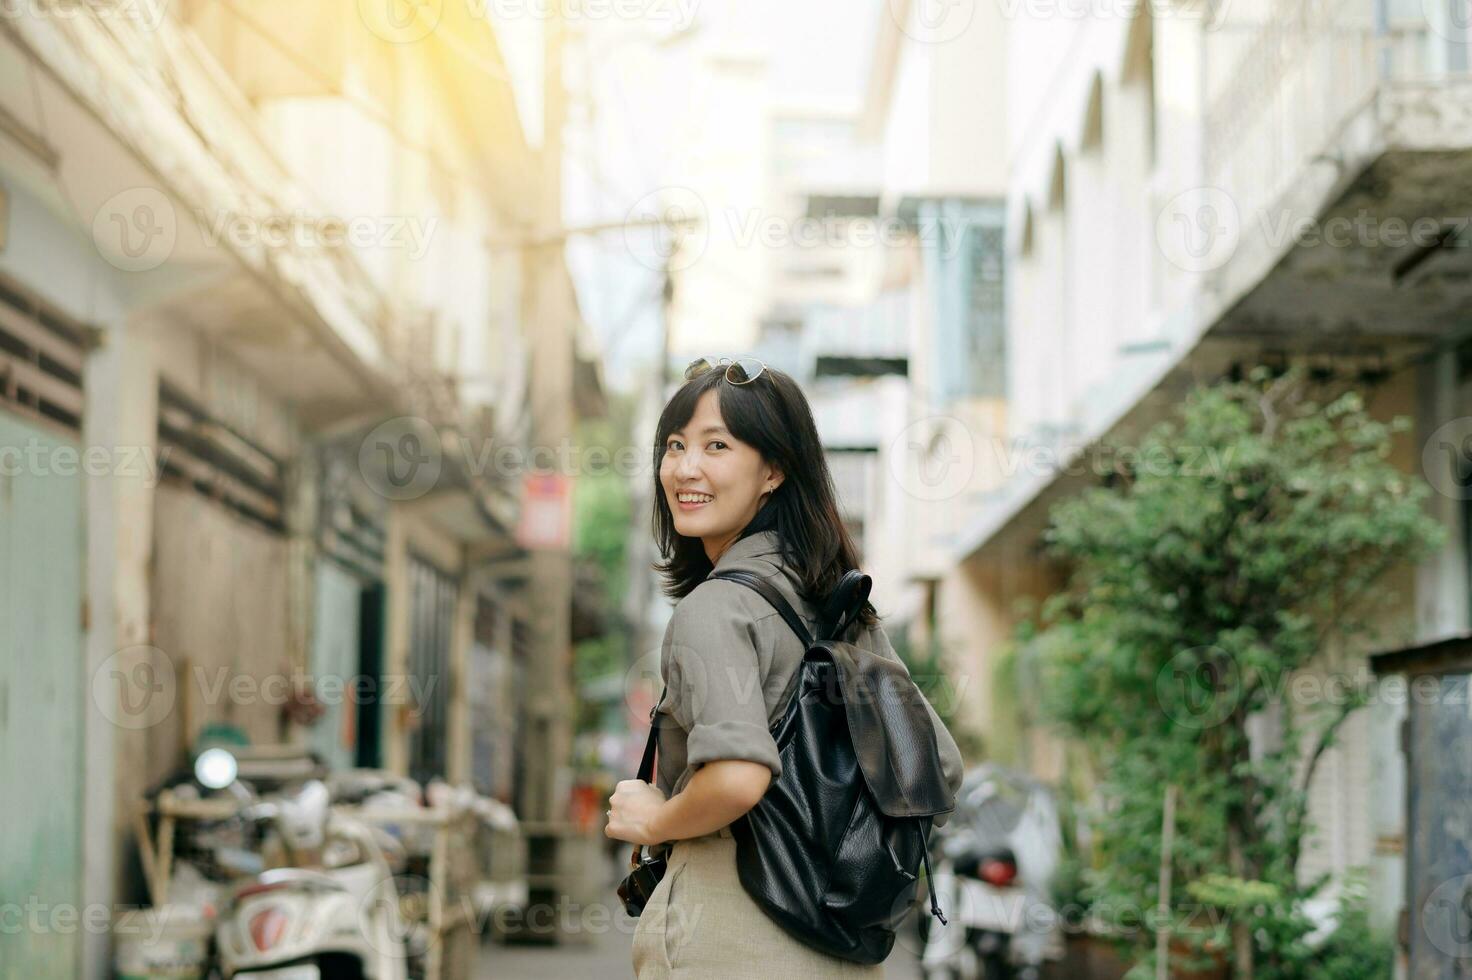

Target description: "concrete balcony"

left=1200, top=0, right=1472, bottom=351
left=958, top=5, right=1472, bottom=565
left=2, top=5, right=408, bottom=427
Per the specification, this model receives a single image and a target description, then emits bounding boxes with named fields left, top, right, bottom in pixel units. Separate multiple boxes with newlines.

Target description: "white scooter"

left=196, top=749, right=414, bottom=980
left=918, top=765, right=1062, bottom=980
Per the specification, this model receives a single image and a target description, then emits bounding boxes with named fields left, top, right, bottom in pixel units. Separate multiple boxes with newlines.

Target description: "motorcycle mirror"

left=194, top=747, right=239, bottom=790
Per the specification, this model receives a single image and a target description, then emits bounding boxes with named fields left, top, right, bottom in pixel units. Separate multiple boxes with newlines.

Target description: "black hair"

left=651, top=363, right=879, bottom=629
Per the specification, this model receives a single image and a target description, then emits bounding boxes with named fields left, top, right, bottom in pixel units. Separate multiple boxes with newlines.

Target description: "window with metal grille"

left=965, top=224, right=1006, bottom=399
left=317, top=445, right=387, bottom=578
left=0, top=272, right=91, bottom=432
left=155, top=381, right=286, bottom=531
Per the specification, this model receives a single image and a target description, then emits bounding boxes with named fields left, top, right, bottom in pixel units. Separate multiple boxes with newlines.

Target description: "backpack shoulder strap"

left=636, top=686, right=665, bottom=782
left=706, top=569, right=813, bottom=648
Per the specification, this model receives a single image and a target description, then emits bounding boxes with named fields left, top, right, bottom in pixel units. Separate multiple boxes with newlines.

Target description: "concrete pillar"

left=447, top=565, right=477, bottom=784
left=84, top=317, right=159, bottom=973
left=383, top=505, right=410, bottom=776
left=516, top=0, right=575, bottom=827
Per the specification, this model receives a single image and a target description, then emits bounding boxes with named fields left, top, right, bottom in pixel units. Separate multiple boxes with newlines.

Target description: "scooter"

left=918, top=765, right=1061, bottom=980
left=198, top=749, right=414, bottom=980
left=921, top=843, right=1033, bottom=980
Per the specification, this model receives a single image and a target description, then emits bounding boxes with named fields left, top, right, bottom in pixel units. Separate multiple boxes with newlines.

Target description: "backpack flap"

left=824, top=640, right=956, bottom=819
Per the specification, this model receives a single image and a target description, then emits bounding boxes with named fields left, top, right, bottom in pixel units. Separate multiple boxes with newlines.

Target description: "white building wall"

left=994, top=4, right=1472, bottom=939
left=878, top=39, right=931, bottom=203
left=667, top=55, right=772, bottom=354
left=927, top=9, right=1008, bottom=197
left=876, top=2, right=1008, bottom=203
left=1003, top=11, right=1215, bottom=448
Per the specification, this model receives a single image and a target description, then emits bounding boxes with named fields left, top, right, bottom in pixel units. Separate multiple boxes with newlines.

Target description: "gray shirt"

left=651, top=529, right=965, bottom=849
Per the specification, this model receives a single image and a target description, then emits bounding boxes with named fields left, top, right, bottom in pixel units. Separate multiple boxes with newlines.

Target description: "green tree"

left=1024, top=370, right=1442, bottom=978
left=570, top=394, right=638, bottom=734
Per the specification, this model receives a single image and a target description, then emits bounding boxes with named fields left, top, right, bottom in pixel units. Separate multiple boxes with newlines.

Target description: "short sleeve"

left=664, top=582, right=783, bottom=779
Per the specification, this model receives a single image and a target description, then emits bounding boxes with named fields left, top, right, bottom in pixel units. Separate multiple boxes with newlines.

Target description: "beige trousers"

left=630, top=825, right=885, bottom=979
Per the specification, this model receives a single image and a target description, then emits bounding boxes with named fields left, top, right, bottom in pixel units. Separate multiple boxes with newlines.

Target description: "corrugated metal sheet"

left=146, top=483, right=289, bottom=787
left=1407, top=672, right=1472, bottom=978
left=0, top=409, right=83, bottom=979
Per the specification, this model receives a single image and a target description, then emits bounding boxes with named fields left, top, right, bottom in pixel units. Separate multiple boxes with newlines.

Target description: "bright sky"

left=562, top=0, right=883, bottom=391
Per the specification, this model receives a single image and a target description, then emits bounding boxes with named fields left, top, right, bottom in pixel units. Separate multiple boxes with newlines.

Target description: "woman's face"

left=660, top=389, right=783, bottom=562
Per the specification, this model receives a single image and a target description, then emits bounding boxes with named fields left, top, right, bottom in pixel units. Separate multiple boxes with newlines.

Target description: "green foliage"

left=570, top=397, right=638, bottom=734
left=1022, top=370, right=1441, bottom=977
left=1310, top=875, right=1394, bottom=980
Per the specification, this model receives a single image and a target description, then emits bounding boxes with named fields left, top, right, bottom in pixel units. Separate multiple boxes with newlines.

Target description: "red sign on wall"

left=515, top=473, right=571, bottom=550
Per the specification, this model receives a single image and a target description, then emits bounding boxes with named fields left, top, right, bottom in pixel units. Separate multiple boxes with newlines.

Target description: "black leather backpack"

left=704, top=567, right=956, bottom=965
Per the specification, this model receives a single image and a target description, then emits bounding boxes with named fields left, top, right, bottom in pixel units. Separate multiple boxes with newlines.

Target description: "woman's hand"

left=604, top=778, right=669, bottom=845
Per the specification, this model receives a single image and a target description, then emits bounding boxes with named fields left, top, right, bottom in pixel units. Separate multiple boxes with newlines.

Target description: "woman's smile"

left=676, top=490, right=715, bottom=510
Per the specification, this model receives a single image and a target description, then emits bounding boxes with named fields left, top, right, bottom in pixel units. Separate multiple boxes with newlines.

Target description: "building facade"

left=0, top=6, right=598, bottom=977
left=946, top=1, right=1472, bottom=972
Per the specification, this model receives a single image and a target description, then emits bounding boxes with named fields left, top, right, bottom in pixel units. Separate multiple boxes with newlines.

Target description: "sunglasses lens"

left=726, top=357, right=765, bottom=384
left=684, top=357, right=713, bottom=381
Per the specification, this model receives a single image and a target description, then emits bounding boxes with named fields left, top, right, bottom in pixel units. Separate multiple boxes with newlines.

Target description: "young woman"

left=604, top=356, right=965, bottom=978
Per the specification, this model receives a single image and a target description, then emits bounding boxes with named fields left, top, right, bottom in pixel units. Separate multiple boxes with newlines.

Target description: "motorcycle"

left=918, top=765, right=1062, bottom=980
left=198, top=749, right=415, bottom=980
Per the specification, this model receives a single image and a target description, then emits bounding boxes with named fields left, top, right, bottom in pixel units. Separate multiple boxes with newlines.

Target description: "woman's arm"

left=605, top=581, right=783, bottom=846
left=605, top=759, right=770, bottom=846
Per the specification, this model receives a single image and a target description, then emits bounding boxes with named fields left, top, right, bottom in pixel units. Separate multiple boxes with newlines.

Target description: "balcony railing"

left=1202, top=0, right=1448, bottom=228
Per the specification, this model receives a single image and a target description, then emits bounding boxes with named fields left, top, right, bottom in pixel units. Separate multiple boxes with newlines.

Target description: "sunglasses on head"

left=683, top=356, right=767, bottom=385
